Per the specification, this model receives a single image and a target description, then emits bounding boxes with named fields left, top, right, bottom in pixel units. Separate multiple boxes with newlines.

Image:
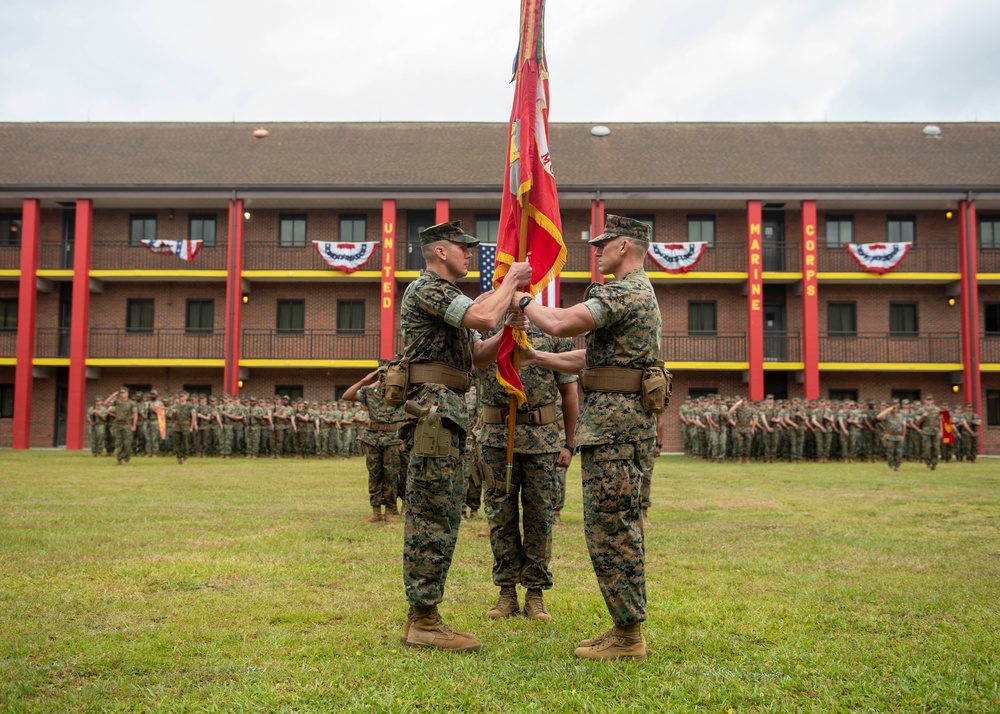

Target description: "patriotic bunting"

left=140, top=239, right=202, bottom=262
left=647, top=242, right=707, bottom=273
left=845, top=242, right=912, bottom=274
left=312, top=241, right=378, bottom=273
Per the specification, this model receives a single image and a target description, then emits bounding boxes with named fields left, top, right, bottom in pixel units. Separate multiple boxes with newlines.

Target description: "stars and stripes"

left=140, top=239, right=202, bottom=261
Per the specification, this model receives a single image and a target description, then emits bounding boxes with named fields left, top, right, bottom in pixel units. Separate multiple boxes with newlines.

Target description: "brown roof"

left=1, top=121, right=998, bottom=191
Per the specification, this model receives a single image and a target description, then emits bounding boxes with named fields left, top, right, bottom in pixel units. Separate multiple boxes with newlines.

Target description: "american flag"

left=479, top=243, right=497, bottom=293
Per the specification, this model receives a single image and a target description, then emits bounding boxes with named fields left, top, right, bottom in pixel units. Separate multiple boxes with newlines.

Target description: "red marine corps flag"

left=493, top=0, right=566, bottom=406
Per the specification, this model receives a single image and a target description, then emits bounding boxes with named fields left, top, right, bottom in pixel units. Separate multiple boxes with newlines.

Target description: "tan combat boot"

left=577, top=625, right=616, bottom=648
left=486, top=586, right=520, bottom=619
left=552, top=510, right=564, bottom=526
left=405, top=605, right=481, bottom=653
left=365, top=507, right=383, bottom=523
left=523, top=589, right=552, bottom=621
left=383, top=505, right=399, bottom=524
left=574, top=623, right=647, bottom=661
left=641, top=508, right=651, bottom=526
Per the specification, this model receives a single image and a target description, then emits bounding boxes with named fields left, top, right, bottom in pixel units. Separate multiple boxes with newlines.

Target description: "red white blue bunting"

left=647, top=242, right=707, bottom=273
left=312, top=241, right=378, bottom=273
left=845, top=242, right=912, bottom=274
left=140, top=239, right=202, bottom=261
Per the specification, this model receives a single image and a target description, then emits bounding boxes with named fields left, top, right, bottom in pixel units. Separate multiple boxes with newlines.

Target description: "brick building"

left=1, top=121, right=1000, bottom=452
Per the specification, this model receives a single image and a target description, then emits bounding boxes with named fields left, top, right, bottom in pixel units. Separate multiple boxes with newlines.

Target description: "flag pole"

left=505, top=190, right=531, bottom=491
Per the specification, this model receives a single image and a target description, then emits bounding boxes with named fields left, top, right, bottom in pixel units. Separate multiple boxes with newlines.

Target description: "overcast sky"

left=2, top=0, right=998, bottom=124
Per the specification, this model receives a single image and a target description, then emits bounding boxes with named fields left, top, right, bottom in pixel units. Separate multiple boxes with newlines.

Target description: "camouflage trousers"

left=964, top=434, right=979, bottom=462
left=817, top=430, right=833, bottom=460
left=90, top=424, right=105, bottom=455
left=581, top=438, right=652, bottom=627
left=111, top=424, right=133, bottom=462
left=246, top=425, right=261, bottom=456
left=883, top=436, right=904, bottom=470
left=921, top=430, right=941, bottom=467
left=171, top=427, right=191, bottom=461
left=787, top=428, right=804, bottom=461
left=763, top=429, right=780, bottom=460
left=553, top=466, right=567, bottom=512
left=144, top=421, right=161, bottom=455
left=365, top=440, right=401, bottom=508
left=401, top=422, right=466, bottom=607
left=316, top=427, right=331, bottom=456
left=219, top=424, right=234, bottom=455
left=732, top=427, right=752, bottom=459
left=482, top=447, right=557, bottom=590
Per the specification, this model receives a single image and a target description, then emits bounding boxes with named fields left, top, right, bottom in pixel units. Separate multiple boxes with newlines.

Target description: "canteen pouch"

left=641, top=364, right=672, bottom=414
left=382, top=358, right=409, bottom=407
left=411, top=406, right=456, bottom=459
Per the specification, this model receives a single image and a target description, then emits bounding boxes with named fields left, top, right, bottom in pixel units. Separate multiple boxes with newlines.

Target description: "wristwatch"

left=518, top=294, right=533, bottom=312
left=563, top=443, right=578, bottom=454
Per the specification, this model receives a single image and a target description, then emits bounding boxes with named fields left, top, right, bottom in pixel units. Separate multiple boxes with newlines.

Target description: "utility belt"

left=408, top=361, right=472, bottom=393
left=482, top=402, right=557, bottom=426
left=368, top=421, right=400, bottom=433
left=580, top=364, right=672, bottom=414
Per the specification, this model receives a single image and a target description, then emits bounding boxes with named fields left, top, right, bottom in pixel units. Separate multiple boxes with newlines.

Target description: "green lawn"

left=1, top=452, right=998, bottom=713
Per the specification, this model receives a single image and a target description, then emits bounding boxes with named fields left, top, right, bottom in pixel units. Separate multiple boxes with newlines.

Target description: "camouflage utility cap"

left=419, top=220, right=480, bottom=247
left=590, top=214, right=651, bottom=245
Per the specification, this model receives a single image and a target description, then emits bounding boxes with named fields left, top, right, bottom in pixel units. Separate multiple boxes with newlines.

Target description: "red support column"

left=435, top=199, right=449, bottom=225
left=13, top=199, right=40, bottom=449
left=747, top=200, right=764, bottom=401
left=65, top=199, right=93, bottom=450
left=380, top=200, right=397, bottom=360
left=958, top=199, right=981, bottom=426
left=800, top=201, right=820, bottom=399
left=223, top=199, right=244, bottom=395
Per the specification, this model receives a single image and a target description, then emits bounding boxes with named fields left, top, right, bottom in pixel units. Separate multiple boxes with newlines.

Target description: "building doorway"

left=762, top=211, right=785, bottom=271
left=764, top=304, right=786, bottom=361
left=406, top=210, right=436, bottom=271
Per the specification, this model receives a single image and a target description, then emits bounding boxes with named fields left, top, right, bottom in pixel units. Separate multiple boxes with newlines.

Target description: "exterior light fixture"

left=945, top=211, right=953, bottom=219
left=952, top=384, right=960, bottom=394
left=244, top=211, right=251, bottom=220
left=242, top=294, right=249, bottom=304
left=238, top=379, right=245, bottom=389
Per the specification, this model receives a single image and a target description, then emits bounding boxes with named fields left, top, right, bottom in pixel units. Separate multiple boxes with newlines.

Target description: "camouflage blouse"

left=356, top=382, right=405, bottom=446
left=576, top=268, right=661, bottom=445
left=400, top=269, right=477, bottom=431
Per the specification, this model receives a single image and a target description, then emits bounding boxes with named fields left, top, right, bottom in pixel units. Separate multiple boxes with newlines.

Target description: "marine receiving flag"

left=494, top=0, right=565, bottom=406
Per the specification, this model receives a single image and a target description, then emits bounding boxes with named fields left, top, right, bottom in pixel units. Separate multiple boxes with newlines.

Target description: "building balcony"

left=818, top=243, right=958, bottom=274
left=91, top=241, right=228, bottom=272
left=820, top=331, right=961, bottom=365
left=981, top=335, right=1000, bottom=364
left=0, top=330, right=15, bottom=358
left=0, top=244, right=19, bottom=271
left=243, top=240, right=381, bottom=274
left=88, top=328, right=224, bottom=362
left=38, top=242, right=74, bottom=271
left=36, top=327, right=70, bottom=358
left=645, top=244, right=749, bottom=276
left=241, top=328, right=380, bottom=362
left=764, top=331, right=802, bottom=363
left=977, top=249, right=1000, bottom=273
left=662, top=331, right=750, bottom=366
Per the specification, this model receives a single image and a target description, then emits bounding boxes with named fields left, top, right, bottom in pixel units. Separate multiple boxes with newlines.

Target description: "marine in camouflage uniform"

left=395, top=219, right=530, bottom=653
left=877, top=402, right=906, bottom=471
left=478, top=325, right=578, bottom=622
left=516, top=215, right=659, bottom=661
left=961, top=403, right=981, bottom=462
left=915, top=395, right=942, bottom=469
left=730, top=398, right=753, bottom=463
left=104, top=387, right=138, bottom=465
left=346, top=369, right=407, bottom=522
left=88, top=399, right=108, bottom=456
left=169, top=391, right=196, bottom=464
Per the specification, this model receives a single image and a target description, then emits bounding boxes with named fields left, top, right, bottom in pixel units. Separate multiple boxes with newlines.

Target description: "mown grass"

left=1, top=451, right=998, bottom=713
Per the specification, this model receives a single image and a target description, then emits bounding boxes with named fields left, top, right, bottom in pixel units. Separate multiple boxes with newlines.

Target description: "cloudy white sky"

left=2, top=0, right=999, bottom=124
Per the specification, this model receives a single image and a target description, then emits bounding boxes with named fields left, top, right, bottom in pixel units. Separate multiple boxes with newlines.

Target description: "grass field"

left=1, top=452, right=998, bottom=713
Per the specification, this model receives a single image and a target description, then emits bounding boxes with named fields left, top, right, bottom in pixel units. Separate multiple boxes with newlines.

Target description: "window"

left=687, top=301, right=717, bottom=335
left=279, top=215, right=307, bottom=247
left=185, top=299, right=214, bottom=333
left=183, top=384, right=212, bottom=396
left=126, top=299, right=154, bottom=333
left=0, top=384, right=13, bottom=418
left=125, top=383, right=152, bottom=394
left=825, top=216, right=854, bottom=247
left=985, top=303, right=1000, bottom=334
left=688, top=388, right=718, bottom=399
left=339, top=214, right=366, bottom=242
left=337, top=299, right=365, bottom=333
left=981, top=216, right=1000, bottom=249
left=0, top=298, right=16, bottom=332
left=988, top=391, right=1000, bottom=426
left=189, top=214, right=216, bottom=247
left=0, top=214, right=21, bottom=246
left=277, top=299, right=305, bottom=333
left=688, top=215, right=715, bottom=246
left=827, top=302, right=857, bottom=335
left=627, top=215, right=655, bottom=241
left=889, top=302, right=918, bottom=335
left=130, top=214, right=157, bottom=245
left=829, top=389, right=858, bottom=402
left=892, top=389, right=921, bottom=404
left=276, top=385, right=303, bottom=401
left=887, top=216, right=915, bottom=243
left=335, top=385, right=350, bottom=400
left=474, top=215, right=500, bottom=244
